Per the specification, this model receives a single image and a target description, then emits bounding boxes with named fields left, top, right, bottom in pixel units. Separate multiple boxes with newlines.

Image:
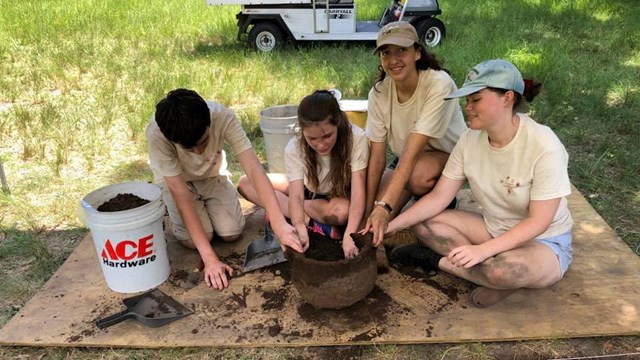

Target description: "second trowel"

left=243, top=225, right=286, bottom=272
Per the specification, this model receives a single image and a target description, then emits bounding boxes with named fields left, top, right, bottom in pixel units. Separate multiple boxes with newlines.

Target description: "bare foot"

left=470, top=287, right=518, bottom=308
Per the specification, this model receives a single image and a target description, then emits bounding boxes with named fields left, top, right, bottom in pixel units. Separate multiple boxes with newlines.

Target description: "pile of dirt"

left=97, top=193, right=150, bottom=212
left=304, top=232, right=344, bottom=261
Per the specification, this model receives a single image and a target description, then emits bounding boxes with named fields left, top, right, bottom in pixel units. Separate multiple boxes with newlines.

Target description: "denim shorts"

left=537, top=230, right=573, bottom=276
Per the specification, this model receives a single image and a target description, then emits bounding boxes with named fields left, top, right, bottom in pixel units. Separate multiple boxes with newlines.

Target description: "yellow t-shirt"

left=146, top=101, right=252, bottom=183
left=366, top=69, right=467, bottom=156
left=442, top=114, right=573, bottom=238
left=285, top=125, right=370, bottom=195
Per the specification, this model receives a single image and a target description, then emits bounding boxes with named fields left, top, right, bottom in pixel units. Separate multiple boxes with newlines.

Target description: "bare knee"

left=480, top=256, right=529, bottom=287
left=413, top=218, right=455, bottom=253
left=178, top=239, right=197, bottom=250
left=219, top=233, right=241, bottom=242
left=324, top=202, right=349, bottom=225
left=407, top=175, right=437, bottom=196
left=237, top=175, right=251, bottom=199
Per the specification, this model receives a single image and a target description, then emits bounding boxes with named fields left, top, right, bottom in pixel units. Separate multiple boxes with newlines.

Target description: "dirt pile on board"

left=288, top=232, right=377, bottom=309
left=97, top=193, right=150, bottom=212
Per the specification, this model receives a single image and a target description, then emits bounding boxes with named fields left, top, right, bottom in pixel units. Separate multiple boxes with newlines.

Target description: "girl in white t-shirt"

left=385, top=59, right=573, bottom=307
left=238, top=90, right=370, bottom=258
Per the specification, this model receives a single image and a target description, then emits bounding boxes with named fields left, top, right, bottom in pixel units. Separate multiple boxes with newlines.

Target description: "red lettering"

left=137, top=234, right=154, bottom=257
left=101, top=239, right=118, bottom=259
left=101, top=235, right=156, bottom=260
left=115, top=240, right=137, bottom=261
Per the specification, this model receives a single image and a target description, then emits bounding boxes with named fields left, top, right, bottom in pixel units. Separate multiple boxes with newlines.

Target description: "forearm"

left=479, top=199, right=559, bottom=257
left=346, top=170, right=366, bottom=234
left=365, top=150, right=385, bottom=216
left=240, top=151, right=288, bottom=229
left=388, top=177, right=463, bottom=234
left=481, top=217, right=551, bottom=257
left=289, top=191, right=306, bottom=228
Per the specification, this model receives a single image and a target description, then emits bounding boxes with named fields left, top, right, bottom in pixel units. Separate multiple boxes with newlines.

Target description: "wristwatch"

left=374, top=200, right=393, bottom=214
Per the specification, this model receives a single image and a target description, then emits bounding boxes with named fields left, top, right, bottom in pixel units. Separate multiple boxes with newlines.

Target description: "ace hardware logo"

left=101, top=234, right=157, bottom=268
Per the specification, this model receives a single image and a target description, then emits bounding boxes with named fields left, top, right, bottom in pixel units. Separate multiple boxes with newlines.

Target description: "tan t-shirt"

left=366, top=69, right=467, bottom=156
left=285, top=125, right=369, bottom=195
left=443, top=114, right=573, bottom=238
left=146, top=101, right=252, bottom=183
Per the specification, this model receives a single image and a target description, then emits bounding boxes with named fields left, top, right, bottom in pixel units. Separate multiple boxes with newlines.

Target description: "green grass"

left=1, top=0, right=639, bottom=358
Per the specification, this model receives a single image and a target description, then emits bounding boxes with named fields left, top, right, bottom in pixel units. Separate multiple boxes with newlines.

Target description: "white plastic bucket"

left=260, top=105, right=298, bottom=173
left=79, top=182, right=170, bottom=293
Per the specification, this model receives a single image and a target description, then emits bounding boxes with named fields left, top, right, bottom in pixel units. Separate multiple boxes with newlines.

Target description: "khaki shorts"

left=162, top=176, right=245, bottom=240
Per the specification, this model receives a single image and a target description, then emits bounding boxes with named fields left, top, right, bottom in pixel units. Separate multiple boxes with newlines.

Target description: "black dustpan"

left=95, top=289, right=193, bottom=330
left=243, top=225, right=287, bottom=272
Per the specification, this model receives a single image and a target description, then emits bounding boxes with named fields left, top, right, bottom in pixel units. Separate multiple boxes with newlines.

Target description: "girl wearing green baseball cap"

left=386, top=59, right=573, bottom=307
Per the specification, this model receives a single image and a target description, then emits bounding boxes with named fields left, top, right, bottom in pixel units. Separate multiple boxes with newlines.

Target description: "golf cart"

left=204, top=0, right=445, bottom=52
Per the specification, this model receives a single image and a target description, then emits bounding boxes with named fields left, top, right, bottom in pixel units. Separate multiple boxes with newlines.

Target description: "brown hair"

left=297, top=90, right=352, bottom=199
left=488, top=79, right=543, bottom=111
left=374, top=43, right=447, bottom=91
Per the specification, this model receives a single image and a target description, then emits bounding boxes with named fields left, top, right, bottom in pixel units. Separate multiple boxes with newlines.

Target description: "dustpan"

left=243, top=225, right=286, bottom=272
left=95, top=289, right=193, bottom=329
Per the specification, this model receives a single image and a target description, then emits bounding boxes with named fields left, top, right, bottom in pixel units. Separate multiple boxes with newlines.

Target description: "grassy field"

left=1, top=0, right=639, bottom=358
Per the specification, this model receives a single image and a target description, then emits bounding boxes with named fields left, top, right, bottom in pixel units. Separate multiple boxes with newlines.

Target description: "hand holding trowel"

left=243, top=225, right=287, bottom=272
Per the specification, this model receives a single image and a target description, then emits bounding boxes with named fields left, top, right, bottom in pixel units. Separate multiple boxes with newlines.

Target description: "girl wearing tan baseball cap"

left=361, top=21, right=467, bottom=248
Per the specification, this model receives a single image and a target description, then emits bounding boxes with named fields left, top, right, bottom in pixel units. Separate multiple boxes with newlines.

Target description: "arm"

left=236, top=149, right=306, bottom=253
left=363, top=141, right=387, bottom=220
left=379, top=132, right=430, bottom=210
left=342, top=168, right=366, bottom=258
left=287, top=179, right=310, bottom=251
left=164, top=175, right=233, bottom=290
left=387, top=175, right=464, bottom=234
left=364, top=133, right=430, bottom=246
left=448, top=198, right=561, bottom=268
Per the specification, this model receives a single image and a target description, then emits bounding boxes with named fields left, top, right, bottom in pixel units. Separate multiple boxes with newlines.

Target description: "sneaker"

left=390, top=243, right=442, bottom=275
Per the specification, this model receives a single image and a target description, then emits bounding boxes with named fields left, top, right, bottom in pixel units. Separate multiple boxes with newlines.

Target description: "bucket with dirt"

left=79, top=182, right=170, bottom=293
left=287, top=232, right=377, bottom=309
left=260, top=105, right=298, bottom=173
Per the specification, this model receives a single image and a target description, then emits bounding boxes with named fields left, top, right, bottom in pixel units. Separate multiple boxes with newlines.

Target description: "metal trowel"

left=243, top=225, right=287, bottom=272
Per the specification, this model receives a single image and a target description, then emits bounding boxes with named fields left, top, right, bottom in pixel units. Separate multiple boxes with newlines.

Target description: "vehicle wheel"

left=248, top=22, right=283, bottom=52
left=415, top=18, right=445, bottom=47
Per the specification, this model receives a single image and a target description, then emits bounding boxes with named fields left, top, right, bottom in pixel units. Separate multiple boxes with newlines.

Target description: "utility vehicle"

left=205, top=0, right=445, bottom=52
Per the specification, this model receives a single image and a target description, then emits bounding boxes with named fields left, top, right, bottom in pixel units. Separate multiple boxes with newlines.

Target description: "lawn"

left=1, top=0, right=639, bottom=358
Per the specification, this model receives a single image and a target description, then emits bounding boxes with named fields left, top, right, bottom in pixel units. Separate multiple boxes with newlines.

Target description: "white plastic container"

left=79, top=182, right=170, bottom=293
left=260, top=105, right=299, bottom=173
left=259, top=105, right=298, bottom=173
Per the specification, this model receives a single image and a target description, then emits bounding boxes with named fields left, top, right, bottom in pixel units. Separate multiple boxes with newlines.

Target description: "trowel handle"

left=265, top=226, right=275, bottom=242
left=95, top=309, right=134, bottom=330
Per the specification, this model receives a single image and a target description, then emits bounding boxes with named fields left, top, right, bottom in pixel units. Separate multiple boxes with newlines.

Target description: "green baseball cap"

left=445, top=59, right=524, bottom=99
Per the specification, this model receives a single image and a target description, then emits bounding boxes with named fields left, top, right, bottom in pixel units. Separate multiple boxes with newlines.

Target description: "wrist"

left=374, top=200, right=393, bottom=214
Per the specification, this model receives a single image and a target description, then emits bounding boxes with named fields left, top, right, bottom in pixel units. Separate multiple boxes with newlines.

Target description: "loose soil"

left=304, top=232, right=344, bottom=261
left=97, top=193, right=150, bottom=212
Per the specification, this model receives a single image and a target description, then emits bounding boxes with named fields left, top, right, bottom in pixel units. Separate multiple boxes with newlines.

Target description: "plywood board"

left=0, top=189, right=639, bottom=347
